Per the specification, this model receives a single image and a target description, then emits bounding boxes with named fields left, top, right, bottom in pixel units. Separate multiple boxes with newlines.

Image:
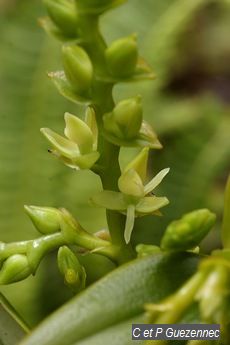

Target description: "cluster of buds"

left=0, top=0, right=165, bottom=289
left=0, top=206, right=113, bottom=286
left=92, top=148, right=169, bottom=243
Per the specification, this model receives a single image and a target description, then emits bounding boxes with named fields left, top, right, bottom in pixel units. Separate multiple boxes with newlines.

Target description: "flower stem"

left=77, top=14, right=135, bottom=263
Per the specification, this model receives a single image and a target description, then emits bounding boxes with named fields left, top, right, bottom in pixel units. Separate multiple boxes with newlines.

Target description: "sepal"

left=57, top=246, right=86, bottom=293
left=92, top=149, right=169, bottom=243
left=48, top=71, right=90, bottom=104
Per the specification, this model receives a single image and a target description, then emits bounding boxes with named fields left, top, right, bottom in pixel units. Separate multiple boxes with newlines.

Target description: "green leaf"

left=21, top=253, right=200, bottom=345
left=0, top=293, right=29, bottom=345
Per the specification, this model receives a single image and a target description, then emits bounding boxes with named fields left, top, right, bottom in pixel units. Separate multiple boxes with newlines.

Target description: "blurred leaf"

left=21, top=253, right=199, bottom=345
left=0, top=292, right=28, bottom=345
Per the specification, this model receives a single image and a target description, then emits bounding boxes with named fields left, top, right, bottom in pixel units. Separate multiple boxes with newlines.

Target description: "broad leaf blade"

left=21, top=253, right=200, bottom=345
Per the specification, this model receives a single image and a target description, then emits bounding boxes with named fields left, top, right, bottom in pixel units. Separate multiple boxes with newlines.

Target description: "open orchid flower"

left=91, top=148, right=169, bottom=243
left=41, top=107, right=99, bottom=170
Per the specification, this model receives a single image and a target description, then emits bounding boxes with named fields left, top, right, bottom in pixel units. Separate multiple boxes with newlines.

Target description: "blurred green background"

left=0, top=0, right=229, bottom=327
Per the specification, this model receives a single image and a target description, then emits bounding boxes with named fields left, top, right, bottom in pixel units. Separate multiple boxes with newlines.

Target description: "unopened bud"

left=24, top=205, right=61, bottom=234
left=103, top=96, right=142, bottom=140
left=62, top=45, right=93, bottom=94
left=105, top=35, right=138, bottom=78
left=161, top=209, right=216, bottom=251
left=57, top=246, right=86, bottom=293
left=0, top=255, right=31, bottom=285
left=43, top=0, right=77, bottom=37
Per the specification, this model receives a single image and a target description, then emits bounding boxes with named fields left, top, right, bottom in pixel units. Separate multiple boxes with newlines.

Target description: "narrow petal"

left=118, top=169, right=144, bottom=198
left=91, top=191, right=127, bottom=211
left=124, top=204, right=136, bottom=244
left=144, top=168, right=170, bottom=195
left=136, top=196, right=169, bottom=215
left=41, top=128, right=80, bottom=159
left=64, top=113, right=94, bottom=154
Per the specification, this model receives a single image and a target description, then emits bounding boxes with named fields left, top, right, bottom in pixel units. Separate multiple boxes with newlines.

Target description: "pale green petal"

left=74, top=151, right=100, bottom=169
left=144, top=168, right=170, bottom=195
left=64, top=113, right=93, bottom=154
left=124, top=204, right=136, bottom=244
left=136, top=196, right=169, bottom=214
left=118, top=169, right=144, bottom=198
left=91, top=191, right=127, bottom=210
left=41, top=128, right=80, bottom=159
left=124, top=147, right=149, bottom=183
left=85, top=107, right=98, bottom=151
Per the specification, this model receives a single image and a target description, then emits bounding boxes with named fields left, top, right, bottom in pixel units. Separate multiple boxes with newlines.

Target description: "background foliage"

left=0, top=0, right=229, bottom=326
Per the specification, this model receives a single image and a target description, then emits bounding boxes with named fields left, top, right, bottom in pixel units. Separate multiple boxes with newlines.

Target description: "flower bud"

left=0, top=255, right=31, bottom=285
left=24, top=205, right=61, bottom=234
left=161, top=209, right=216, bottom=251
left=62, top=45, right=93, bottom=94
left=57, top=246, right=86, bottom=293
left=103, top=96, right=142, bottom=140
left=43, top=0, right=77, bottom=37
left=105, top=35, right=138, bottom=78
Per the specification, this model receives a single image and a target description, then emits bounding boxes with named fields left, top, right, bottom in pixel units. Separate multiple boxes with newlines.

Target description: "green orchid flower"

left=41, top=107, right=99, bottom=170
left=91, top=148, right=169, bottom=243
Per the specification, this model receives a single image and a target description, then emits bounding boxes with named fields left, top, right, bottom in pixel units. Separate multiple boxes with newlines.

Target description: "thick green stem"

left=77, top=14, right=135, bottom=263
